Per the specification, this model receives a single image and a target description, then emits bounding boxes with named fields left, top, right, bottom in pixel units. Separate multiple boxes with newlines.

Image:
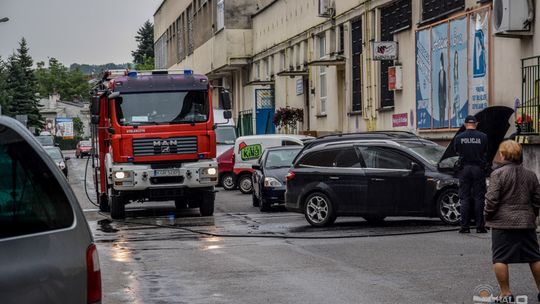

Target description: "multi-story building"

left=154, top=0, right=540, bottom=147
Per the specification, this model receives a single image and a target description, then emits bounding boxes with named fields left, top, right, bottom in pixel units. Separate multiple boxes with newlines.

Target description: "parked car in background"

left=252, top=146, right=302, bottom=211
left=44, top=146, right=70, bottom=177
left=232, top=134, right=313, bottom=194
left=217, top=146, right=236, bottom=190
left=35, top=134, right=55, bottom=147
left=76, top=140, right=92, bottom=158
left=0, top=116, right=101, bottom=304
left=285, top=107, right=513, bottom=227
left=214, top=109, right=237, bottom=157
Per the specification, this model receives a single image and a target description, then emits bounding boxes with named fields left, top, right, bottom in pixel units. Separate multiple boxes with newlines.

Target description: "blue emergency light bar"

left=125, top=69, right=195, bottom=78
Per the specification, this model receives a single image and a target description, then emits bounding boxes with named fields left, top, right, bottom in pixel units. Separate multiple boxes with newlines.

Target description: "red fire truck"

left=90, top=69, right=231, bottom=219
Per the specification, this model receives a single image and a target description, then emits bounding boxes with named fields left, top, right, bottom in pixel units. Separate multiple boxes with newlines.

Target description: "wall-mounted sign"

left=296, top=79, right=304, bottom=96
left=392, top=113, right=408, bottom=127
left=388, top=66, right=403, bottom=90
left=372, top=41, right=398, bottom=60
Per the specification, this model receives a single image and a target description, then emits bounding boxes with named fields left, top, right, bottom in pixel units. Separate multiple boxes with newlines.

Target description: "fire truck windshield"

left=114, top=91, right=208, bottom=126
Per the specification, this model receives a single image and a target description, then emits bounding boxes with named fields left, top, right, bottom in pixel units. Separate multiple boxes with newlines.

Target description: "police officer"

left=454, top=115, right=488, bottom=234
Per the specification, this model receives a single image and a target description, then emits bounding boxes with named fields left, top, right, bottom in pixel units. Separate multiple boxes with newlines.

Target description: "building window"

left=319, top=34, right=326, bottom=58
left=320, top=66, right=327, bottom=114
left=379, top=1, right=411, bottom=109
left=280, top=51, right=286, bottom=72
left=351, top=19, right=362, bottom=112
left=422, top=0, right=464, bottom=22
left=177, top=16, right=184, bottom=60
left=216, top=0, right=224, bottom=31
left=187, top=5, right=194, bottom=54
left=338, top=24, right=345, bottom=54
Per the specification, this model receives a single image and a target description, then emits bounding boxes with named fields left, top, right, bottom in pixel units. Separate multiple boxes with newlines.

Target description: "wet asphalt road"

left=64, top=153, right=540, bottom=304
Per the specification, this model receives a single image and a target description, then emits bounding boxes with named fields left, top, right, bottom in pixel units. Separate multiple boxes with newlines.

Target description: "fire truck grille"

left=132, top=137, right=198, bottom=156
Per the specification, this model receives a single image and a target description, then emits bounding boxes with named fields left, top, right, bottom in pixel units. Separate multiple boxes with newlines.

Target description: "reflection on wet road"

left=65, top=153, right=537, bottom=303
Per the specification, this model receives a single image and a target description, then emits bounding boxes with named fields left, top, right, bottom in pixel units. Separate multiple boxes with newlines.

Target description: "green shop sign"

left=240, top=144, right=262, bottom=160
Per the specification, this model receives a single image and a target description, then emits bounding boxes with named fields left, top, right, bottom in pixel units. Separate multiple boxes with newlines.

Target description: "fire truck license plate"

left=153, top=169, right=180, bottom=177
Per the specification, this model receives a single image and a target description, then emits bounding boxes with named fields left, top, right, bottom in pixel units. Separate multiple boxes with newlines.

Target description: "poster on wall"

left=55, top=118, right=74, bottom=139
left=449, top=17, right=469, bottom=128
left=469, top=10, right=489, bottom=114
left=431, top=23, right=449, bottom=129
left=416, top=29, right=432, bottom=129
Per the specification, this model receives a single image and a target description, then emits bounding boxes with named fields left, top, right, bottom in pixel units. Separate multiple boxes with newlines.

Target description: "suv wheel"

left=221, top=173, right=236, bottom=191
left=238, top=174, right=253, bottom=194
left=437, top=189, right=461, bottom=225
left=304, top=192, right=336, bottom=227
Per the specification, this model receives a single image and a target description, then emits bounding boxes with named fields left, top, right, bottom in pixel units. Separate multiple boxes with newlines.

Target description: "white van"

left=232, top=134, right=313, bottom=194
left=214, top=109, right=237, bottom=157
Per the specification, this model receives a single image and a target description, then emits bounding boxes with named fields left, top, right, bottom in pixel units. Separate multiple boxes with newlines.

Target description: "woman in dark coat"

left=485, top=140, right=540, bottom=302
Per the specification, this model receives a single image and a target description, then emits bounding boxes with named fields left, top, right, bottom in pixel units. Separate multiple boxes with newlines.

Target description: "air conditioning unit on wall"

left=493, top=0, right=534, bottom=36
left=319, top=0, right=335, bottom=18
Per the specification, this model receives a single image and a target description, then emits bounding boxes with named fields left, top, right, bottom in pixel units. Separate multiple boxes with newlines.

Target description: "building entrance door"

left=255, top=89, right=275, bottom=134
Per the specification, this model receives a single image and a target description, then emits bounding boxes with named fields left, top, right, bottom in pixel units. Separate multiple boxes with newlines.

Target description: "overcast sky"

left=0, top=0, right=162, bottom=66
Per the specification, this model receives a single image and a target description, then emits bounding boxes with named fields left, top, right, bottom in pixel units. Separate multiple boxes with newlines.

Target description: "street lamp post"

left=0, top=17, right=9, bottom=23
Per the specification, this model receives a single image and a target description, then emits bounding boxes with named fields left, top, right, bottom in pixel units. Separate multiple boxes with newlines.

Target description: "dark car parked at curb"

left=44, top=146, right=70, bottom=177
left=252, top=146, right=302, bottom=211
left=285, top=106, right=513, bottom=227
left=0, top=116, right=101, bottom=304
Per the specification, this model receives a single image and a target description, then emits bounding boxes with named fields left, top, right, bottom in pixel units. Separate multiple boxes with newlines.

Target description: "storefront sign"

left=449, top=17, right=468, bottom=127
left=393, top=113, right=408, bottom=127
left=296, top=78, right=304, bottom=95
left=55, top=117, right=74, bottom=139
left=388, top=66, right=402, bottom=90
left=469, top=10, right=489, bottom=114
left=372, top=41, right=398, bottom=60
left=416, top=29, right=432, bottom=129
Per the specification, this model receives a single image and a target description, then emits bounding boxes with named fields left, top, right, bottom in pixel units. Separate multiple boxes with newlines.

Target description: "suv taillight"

left=286, top=171, right=296, bottom=182
left=86, top=244, right=102, bottom=304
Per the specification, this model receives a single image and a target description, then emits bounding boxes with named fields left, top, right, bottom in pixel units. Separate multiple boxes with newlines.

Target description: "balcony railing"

left=519, top=56, right=540, bottom=134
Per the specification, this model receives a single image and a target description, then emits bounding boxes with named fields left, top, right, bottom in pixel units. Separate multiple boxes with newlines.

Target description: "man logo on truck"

left=154, top=139, right=178, bottom=153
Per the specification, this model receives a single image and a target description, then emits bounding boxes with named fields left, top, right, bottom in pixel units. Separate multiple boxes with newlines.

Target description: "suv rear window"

left=297, top=149, right=341, bottom=167
left=0, top=127, right=74, bottom=239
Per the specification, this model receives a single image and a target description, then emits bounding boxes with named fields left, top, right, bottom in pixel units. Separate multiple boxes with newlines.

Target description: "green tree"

left=132, top=20, right=154, bottom=66
left=0, top=56, right=12, bottom=116
left=134, top=55, right=155, bottom=71
left=6, top=38, right=43, bottom=129
left=73, top=116, right=84, bottom=137
left=35, top=57, right=90, bottom=101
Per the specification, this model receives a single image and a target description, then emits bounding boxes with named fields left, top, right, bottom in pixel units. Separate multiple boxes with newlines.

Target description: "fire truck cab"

left=90, top=69, right=231, bottom=219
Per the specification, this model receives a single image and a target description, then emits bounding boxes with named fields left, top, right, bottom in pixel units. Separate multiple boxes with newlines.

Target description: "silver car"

left=0, top=116, right=101, bottom=304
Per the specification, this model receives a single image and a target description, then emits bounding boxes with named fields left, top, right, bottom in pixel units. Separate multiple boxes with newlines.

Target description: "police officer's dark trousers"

left=458, top=165, right=486, bottom=228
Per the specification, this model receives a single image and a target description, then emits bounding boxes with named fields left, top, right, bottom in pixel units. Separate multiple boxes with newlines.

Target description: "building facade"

left=155, top=0, right=540, bottom=142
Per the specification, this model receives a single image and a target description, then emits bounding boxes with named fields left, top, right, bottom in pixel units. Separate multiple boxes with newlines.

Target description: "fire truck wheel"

left=199, top=191, right=215, bottom=217
left=110, top=193, right=125, bottom=219
left=99, top=193, right=110, bottom=212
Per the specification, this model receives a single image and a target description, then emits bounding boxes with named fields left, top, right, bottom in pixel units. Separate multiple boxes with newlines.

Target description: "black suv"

left=285, top=137, right=462, bottom=226
left=286, top=106, right=513, bottom=227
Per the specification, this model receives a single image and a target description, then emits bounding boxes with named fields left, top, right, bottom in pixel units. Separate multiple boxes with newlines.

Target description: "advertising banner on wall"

left=469, top=10, right=489, bottom=114
left=449, top=17, right=469, bottom=128
left=416, top=30, right=432, bottom=129
left=55, top=118, right=74, bottom=139
left=431, top=23, right=449, bottom=129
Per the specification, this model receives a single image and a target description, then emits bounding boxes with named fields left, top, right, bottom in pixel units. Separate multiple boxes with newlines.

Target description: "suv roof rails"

left=303, top=131, right=423, bottom=149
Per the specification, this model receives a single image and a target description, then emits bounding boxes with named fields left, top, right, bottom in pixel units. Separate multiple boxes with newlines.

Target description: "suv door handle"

left=329, top=176, right=340, bottom=180
left=371, top=178, right=385, bottom=182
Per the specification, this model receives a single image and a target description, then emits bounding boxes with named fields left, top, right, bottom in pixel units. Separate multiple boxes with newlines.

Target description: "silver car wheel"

left=306, top=195, right=329, bottom=224
left=239, top=176, right=252, bottom=193
left=440, top=192, right=461, bottom=224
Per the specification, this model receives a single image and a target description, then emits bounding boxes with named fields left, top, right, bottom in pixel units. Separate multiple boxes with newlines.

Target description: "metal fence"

left=237, top=109, right=253, bottom=137
left=519, top=56, right=540, bottom=134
